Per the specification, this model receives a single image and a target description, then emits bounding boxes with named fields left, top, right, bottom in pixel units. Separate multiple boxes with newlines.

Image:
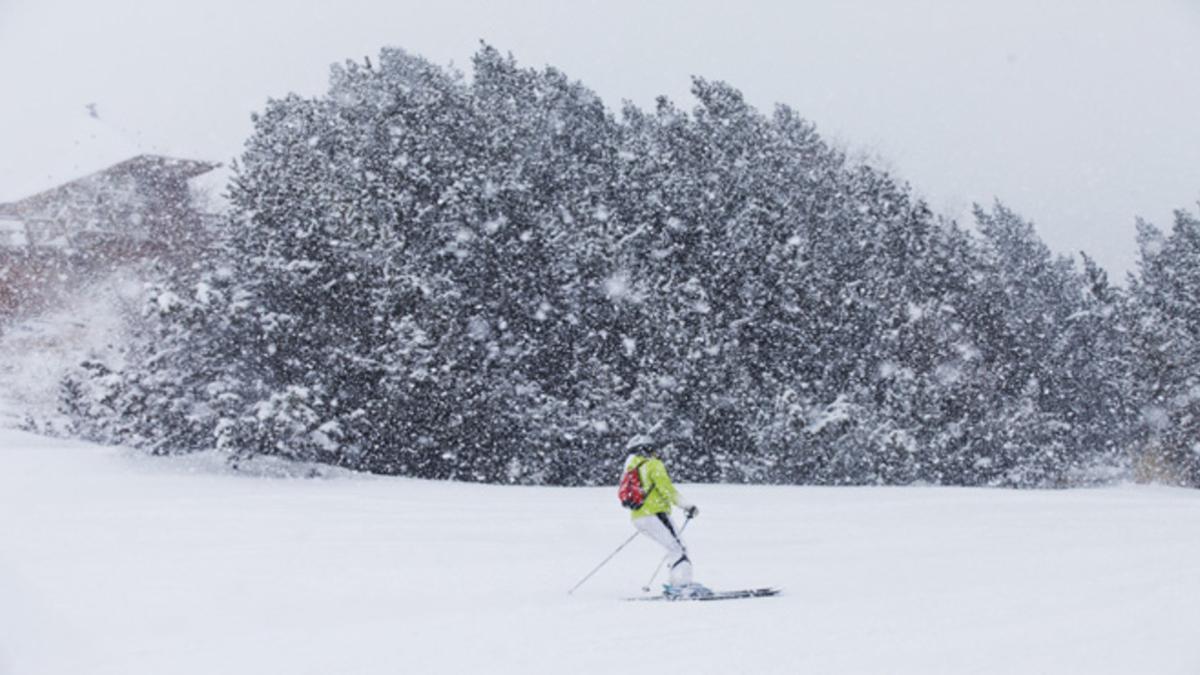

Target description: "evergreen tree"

left=57, top=44, right=1140, bottom=488
left=1129, top=209, right=1200, bottom=484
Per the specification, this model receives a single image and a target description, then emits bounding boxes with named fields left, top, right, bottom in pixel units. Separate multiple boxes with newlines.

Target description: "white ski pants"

left=634, top=512, right=693, bottom=586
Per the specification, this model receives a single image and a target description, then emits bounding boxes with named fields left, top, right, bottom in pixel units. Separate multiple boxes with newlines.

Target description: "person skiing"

left=621, top=434, right=710, bottom=599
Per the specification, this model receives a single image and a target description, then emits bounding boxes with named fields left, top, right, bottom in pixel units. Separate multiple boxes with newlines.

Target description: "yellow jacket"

left=624, top=454, right=690, bottom=520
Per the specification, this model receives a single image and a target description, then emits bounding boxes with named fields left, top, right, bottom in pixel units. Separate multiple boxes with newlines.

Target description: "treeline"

left=59, top=46, right=1200, bottom=487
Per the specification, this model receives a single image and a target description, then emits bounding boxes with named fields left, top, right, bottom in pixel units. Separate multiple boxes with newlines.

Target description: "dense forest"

left=58, top=46, right=1200, bottom=488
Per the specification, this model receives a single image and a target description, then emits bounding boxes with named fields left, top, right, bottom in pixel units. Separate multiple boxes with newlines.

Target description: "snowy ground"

left=1, top=291, right=1195, bottom=673
left=2, top=426, right=1198, bottom=675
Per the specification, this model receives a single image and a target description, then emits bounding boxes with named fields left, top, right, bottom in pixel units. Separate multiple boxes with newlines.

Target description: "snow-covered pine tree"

left=1128, top=209, right=1200, bottom=484
left=56, top=44, right=1141, bottom=488
left=963, top=203, right=1133, bottom=486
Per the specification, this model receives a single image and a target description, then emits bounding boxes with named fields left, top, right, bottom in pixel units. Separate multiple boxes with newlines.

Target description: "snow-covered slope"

left=1, top=428, right=1197, bottom=675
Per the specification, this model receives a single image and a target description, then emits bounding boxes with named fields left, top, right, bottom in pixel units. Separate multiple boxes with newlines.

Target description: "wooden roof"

left=0, top=154, right=220, bottom=216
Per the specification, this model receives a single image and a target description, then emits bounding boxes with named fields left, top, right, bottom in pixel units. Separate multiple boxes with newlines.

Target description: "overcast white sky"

left=1, top=0, right=1197, bottom=278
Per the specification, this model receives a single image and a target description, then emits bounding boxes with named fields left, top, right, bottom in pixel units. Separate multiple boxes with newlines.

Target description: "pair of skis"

left=626, top=587, right=781, bottom=602
left=567, top=514, right=780, bottom=602
left=626, top=516, right=780, bottom=602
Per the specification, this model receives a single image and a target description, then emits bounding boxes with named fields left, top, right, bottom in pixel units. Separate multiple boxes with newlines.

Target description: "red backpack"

left=618, top=459, right=655, bottom=509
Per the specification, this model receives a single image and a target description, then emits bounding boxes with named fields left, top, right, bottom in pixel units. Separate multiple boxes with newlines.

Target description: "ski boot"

left=662, top=582, right=714, bottom=600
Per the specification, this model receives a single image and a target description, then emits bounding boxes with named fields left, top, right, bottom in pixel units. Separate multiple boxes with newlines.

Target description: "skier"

left=621, top=434, right=711, bottom=599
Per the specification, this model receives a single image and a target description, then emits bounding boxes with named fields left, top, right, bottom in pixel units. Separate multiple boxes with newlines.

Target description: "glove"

left=684, top=505, right=699, bottom=519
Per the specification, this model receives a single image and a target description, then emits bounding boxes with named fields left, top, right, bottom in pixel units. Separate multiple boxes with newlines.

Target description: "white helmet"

left=625, top=434, right=656, bottom=452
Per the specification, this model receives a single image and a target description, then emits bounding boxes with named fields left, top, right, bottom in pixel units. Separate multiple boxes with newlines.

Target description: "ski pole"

left=568, top=531, right=640, bottom=595
left=641, top=514, right=692, bottom=592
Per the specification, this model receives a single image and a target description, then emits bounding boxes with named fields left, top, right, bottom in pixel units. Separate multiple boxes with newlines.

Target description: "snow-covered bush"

left=60, top=45, right=1145, bottom=486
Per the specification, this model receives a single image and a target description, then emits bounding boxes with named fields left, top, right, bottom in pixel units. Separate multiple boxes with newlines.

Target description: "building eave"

left=1, top=154, right=221, bottom=214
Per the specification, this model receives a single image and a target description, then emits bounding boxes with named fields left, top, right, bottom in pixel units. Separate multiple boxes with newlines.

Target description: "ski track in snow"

left=1, top=425, right=1198, bottom=675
